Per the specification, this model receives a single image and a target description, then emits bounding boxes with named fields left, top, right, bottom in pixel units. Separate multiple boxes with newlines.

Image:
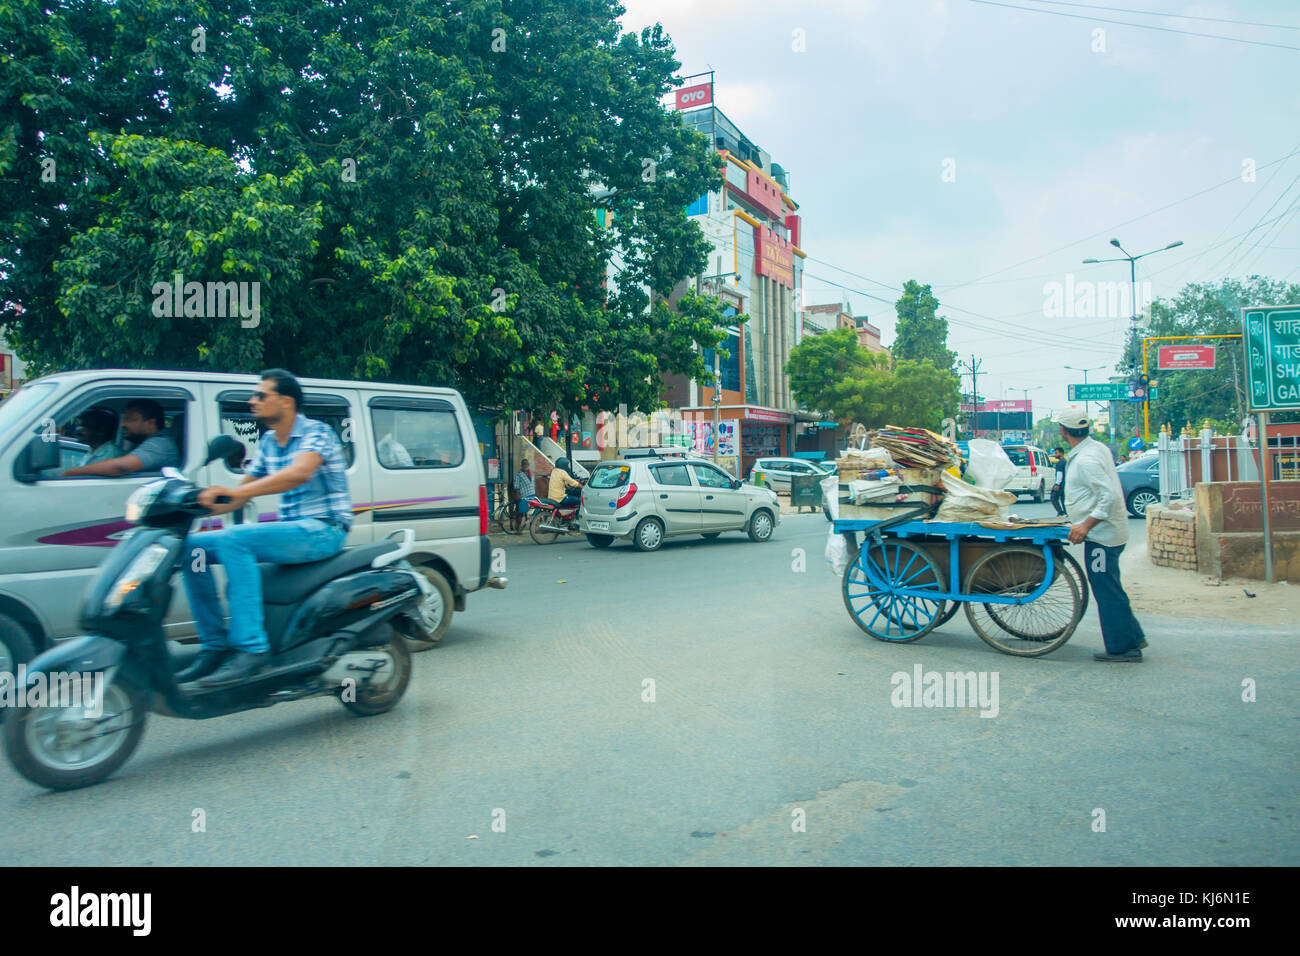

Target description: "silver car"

left=747, top=457, right=834, bottom=493
left=579, top=451, right=781, bottom=551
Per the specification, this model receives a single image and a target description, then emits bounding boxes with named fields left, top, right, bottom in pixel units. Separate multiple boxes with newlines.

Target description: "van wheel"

left=586, top=533, right=614, bottom=548
left=748, top=509, right=775, bottom=542
left=633, top=517, right=665, bottom=552
left=398, top=565, right=454, bottom=651
left=0, top=614, right=37, bottom=693
left=1033, top=482, right=1045, bottom=503
left=340, top=631, right=411, bottom=716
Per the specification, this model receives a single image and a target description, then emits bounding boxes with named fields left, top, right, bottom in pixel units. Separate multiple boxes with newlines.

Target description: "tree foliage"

left=0, top=0, right=730, bottom=415
left=891, top=279, right=956, bottom=374
left=786, top=327, right=960, bottom=432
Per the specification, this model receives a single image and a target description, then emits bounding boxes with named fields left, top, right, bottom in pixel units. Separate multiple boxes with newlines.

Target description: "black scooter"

left=4, top=436, right=438, bottom=791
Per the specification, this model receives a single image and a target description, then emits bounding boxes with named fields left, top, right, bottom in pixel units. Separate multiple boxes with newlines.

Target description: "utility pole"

left=958, top=354, right=982, bottom=436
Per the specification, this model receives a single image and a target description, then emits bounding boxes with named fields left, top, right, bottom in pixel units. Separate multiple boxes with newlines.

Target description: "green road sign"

left=1244, top=304, right=1300, bottom=412
left=1068, top=383, right=1159, bottom=402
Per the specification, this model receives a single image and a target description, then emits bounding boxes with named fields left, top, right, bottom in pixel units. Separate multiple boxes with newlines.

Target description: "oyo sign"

left=1158, top=345, right=1215, bottom=369
left=675, top=83, right=713, bottom=111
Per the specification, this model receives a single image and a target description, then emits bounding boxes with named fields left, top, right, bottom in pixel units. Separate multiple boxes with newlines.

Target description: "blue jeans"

left=1084, top=542, right=1146, bottom=655
left=183, top=518, right=347, bottom=653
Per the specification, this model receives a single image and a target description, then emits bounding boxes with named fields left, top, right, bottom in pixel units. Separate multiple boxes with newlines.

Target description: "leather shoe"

left=196, top=650, right=270, bottom=687
left=1137, top=640, right=1148, bottom=650
left=175, top=648, right=230, bottom=683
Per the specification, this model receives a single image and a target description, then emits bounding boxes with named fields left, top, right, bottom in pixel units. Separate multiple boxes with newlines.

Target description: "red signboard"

left=753, top=226, right=794, bottom=290
left=1158, top=345, right=1216, bottom=369
left=960, top=400, right=1031, bottom=413
left=744, top=167, right=785, bottom=220
left=675, top=83, right=713, bottom=111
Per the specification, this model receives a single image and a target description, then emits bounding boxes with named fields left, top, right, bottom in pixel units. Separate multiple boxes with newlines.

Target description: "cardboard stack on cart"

left=835, top=426, right=958, bottom=520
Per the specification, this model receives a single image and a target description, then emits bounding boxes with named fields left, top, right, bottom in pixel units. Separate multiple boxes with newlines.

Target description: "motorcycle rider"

left=547, top=456, right=583, bottom=512
left=175, top=369, right=353, bottom=687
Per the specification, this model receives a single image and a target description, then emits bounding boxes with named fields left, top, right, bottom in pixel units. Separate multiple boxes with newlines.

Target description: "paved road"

left=4, top=504, right=1296, bottom=865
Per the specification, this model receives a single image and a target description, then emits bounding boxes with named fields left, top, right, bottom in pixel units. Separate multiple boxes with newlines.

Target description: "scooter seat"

left=260, top=542, right=398, bottom=605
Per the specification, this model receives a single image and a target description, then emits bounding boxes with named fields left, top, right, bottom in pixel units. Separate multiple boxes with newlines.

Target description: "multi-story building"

left=801, top=302, right=891, bottom=359
left=660, top=87, right=807, bottom=478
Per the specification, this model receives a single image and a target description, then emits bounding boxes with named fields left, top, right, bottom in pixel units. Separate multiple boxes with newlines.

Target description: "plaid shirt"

left=245, top=414, right=352, bottom=529
left=512, top=469, right=535, bottom=499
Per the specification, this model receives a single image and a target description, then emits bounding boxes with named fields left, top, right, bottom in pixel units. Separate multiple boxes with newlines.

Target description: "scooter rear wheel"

left=4, top=669, right=147, bottom=791
left=339, top=631, right=411, bottom=716
left=529, top=509, right=561, bottom=545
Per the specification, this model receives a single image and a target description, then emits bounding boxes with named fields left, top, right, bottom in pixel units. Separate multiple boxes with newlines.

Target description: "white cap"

left=1052, top=406, right=1092, bottom=429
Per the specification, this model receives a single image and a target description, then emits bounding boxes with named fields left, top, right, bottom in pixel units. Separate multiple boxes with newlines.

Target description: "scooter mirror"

left=204, top=434, right=245, bottom=467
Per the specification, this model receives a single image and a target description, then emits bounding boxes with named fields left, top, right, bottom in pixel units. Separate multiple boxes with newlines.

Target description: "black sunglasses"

left=250, top=390, right=280, bottom=402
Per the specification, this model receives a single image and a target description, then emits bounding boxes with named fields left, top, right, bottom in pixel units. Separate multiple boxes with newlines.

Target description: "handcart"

left=834, top=509, right=1089, bottom=658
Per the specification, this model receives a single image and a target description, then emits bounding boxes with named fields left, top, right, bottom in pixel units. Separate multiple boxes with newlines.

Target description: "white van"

left=0, top=369, right=504, bottom=668
left=1001, top=444, right=1052, bottom=501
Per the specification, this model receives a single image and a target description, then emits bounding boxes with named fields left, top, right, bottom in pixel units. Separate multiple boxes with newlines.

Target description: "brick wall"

left=1146, top=503, right=1198, bottom=571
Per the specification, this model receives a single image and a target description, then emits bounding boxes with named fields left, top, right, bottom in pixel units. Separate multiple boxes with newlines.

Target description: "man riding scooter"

left=176, top=369, right=353, bottom=688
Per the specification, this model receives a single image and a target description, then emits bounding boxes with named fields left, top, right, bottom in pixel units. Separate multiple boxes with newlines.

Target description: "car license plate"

left=588, top=520, right=609, bottom=530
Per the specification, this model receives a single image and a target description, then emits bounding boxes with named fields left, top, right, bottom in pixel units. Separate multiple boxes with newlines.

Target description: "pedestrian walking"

left=1054, top=407, right=1148, bottom=662
left=1049, top=446, right=1067, bottom=516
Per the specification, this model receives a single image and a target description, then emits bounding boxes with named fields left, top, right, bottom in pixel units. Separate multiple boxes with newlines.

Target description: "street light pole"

left=1064, top=363, right=1108, bottom=419
left=1082, top=238, right=1183, bottom=445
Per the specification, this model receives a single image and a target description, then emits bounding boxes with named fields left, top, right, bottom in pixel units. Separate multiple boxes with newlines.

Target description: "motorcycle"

left=527, top=486, right=585, bottom=545
left=3, top=436, right=442, bottom=791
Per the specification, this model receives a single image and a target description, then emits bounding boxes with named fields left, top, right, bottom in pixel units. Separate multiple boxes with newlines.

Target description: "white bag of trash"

left=964, top=438, right=1017, bottom=490
left=825, top=527, right=849, bottom=577
left=934, top=471, right=1018, bottom=523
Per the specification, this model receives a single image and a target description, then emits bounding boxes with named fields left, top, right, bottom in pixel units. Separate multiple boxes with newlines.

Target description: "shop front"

left=680, top=404, right=793, bottom=477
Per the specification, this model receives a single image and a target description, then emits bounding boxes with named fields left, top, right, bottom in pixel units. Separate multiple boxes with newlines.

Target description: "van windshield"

left=0, top=381, right=56, bottom=445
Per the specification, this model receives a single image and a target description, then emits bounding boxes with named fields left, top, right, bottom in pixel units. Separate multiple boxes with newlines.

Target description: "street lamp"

left=1011, top=386, right=1041, bottom=441
left=1064, top=363, right=1109, bottom=419
left=1082, top=238, right=1182, bottom=441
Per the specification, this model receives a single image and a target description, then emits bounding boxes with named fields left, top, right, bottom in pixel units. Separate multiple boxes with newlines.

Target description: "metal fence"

left=1157, top=427, right=1300, bottom=503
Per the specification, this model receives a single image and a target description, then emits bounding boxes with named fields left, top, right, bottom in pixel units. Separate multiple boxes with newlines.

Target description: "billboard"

left=753, top=226, right=794, bottom=289
left=675, top=83, right=713, bottom=111
left=1158, top=345, right=1215, bottom=369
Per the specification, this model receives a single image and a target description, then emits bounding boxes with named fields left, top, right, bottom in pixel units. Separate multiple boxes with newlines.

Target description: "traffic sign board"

left=1068, top=382, right=1159, bottom=402
left=1244, top=304, right=1300, bottom=412
left=1128, top=436, right=1144, bottom=450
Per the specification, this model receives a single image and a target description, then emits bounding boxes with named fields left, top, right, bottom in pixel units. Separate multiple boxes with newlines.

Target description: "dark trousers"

left=1050, top=485, right=1066, bottom=515
left=1084, top=542, right=1146, bottom=654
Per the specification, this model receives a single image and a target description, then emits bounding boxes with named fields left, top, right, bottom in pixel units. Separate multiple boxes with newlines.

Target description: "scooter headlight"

left=104, top=544, right=171, bottom=612
left=124, top=480, right=166, bottom=523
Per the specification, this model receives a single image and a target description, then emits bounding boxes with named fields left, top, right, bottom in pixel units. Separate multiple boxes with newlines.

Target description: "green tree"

left=0, top=0, right=728, bottom=416
left=891, top=279, right=956, bottom=374
left=786, top=328, right=959, bottom=432
left=1142, top=276, right=1300, bottom=431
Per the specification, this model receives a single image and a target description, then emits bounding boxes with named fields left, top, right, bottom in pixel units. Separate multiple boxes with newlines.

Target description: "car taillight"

left=616, top=482, right=637, bottom=509
left=1030, top=464, right=1037, bottom=475
left=478, top=484, right=488, bottom=535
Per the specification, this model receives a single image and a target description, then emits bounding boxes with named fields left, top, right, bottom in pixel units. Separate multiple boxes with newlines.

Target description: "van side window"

left=218, top=394, right=355, bottom=471
left=369, top=405, right=464, bottom=470
left=37, top=390, right=188, bottom=479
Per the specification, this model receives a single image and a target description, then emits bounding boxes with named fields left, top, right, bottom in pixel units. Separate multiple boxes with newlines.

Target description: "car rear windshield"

left=1004, top=449, right=1029, bottom=466
left=588, top=465, right=630, bottom=489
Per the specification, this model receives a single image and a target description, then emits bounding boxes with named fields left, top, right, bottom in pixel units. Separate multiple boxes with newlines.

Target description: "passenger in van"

left=77, top=408, right=125, bottom=465
left=374, top=410, right=414, bottom=467
left=61, top=399, right=180, bottom=477
left=176, top=369, right=353, bottom=688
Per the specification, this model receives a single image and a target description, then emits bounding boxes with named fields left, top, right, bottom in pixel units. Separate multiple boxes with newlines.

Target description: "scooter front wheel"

left=4, top=670, right=147, bottom=791
left=339, top=631, right=411, bottom=717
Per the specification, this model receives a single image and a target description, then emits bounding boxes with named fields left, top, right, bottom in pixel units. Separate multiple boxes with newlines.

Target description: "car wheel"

left=0, top=613, right=38, bottom=686
left=1033, top=482, right=1045, bottom=503
left=396, top=565, right=454, bottom=651
left=586, top=533, right=614, bottom=548
left=633, top=517, right=665, bottom=552
left=747, top=509, right=774, bottom=542
left=1127, top=488, right=1159, bottom=517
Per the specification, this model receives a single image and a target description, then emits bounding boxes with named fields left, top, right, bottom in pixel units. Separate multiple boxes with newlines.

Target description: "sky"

left=618, top=0, right=1300, bottom=421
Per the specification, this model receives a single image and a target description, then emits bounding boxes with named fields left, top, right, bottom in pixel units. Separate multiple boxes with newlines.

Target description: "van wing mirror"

left=16, top=434, right=61, bottom=481
left=205, top=435, right=245, bottom=467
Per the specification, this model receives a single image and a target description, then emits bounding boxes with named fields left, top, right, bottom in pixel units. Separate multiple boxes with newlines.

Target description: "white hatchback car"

left=747, top=457, right=834, bottom=494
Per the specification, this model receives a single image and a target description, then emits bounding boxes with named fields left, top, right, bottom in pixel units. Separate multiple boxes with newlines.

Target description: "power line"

left=1028, top=1, right=1300, bottom=32
left=968, top=0, right=1300, bottom=50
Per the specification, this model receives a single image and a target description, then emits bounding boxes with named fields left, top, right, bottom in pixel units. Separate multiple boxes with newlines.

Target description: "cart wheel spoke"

left=843, top=540, right=946, bottom=643
left=963, top=545, right=1084, bottom=657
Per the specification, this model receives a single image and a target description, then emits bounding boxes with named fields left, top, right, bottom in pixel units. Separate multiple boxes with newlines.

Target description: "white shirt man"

left=1055, top=407, right=1147, bottom=663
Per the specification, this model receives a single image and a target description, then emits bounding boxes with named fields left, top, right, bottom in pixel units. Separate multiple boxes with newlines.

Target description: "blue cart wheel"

left=842, top=539, right=947, bottom=642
